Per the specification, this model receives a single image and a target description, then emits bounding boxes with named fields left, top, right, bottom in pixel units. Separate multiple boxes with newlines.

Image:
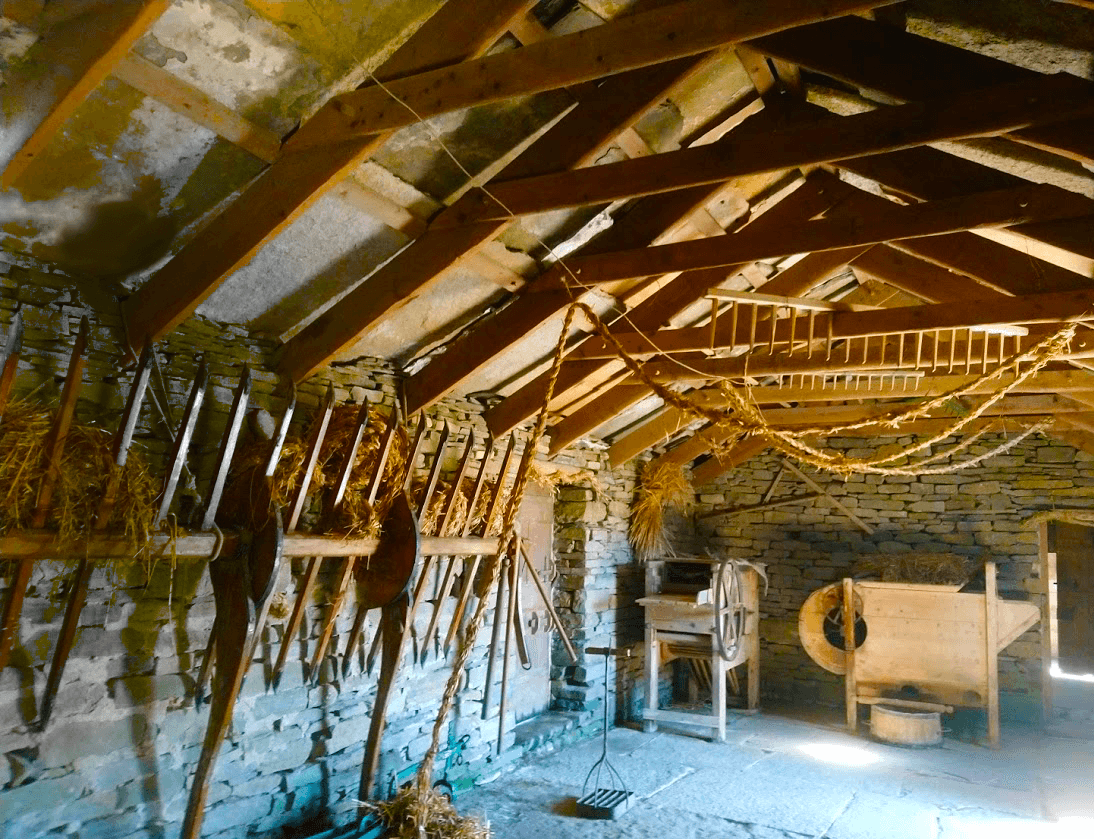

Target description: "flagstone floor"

left=456, top=709, right=1094, bottom=838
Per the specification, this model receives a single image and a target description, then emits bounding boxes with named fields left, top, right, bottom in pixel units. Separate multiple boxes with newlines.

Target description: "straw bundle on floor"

left=372, top=783, right=489, bottom=839
left=629, top=461, right=693, bottom=561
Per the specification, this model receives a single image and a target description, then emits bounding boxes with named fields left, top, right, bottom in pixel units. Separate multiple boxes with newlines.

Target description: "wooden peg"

left=788, top=308, right=798, bottom=356
left=807, top=309, right=816, bottom=359
left=748, top=303, right=758, bottom=353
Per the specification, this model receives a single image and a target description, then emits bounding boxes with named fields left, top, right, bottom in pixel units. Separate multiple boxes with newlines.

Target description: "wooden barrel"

left=870, top=704, right=942, bottom=746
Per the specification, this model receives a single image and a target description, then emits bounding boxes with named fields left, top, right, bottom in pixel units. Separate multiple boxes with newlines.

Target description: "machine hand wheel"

left=713, top=559, right=746, bottom=661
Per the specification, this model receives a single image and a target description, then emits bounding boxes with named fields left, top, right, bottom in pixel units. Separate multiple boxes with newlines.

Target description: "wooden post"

left=712, top=638, right=727, bottom=742
left=746, top=568, right=760, bottom=711
left=1039, top=521, right=1055, bottom=726
left=984, top=561, right=1001, bottom=749
left=842, top=577, right=858, bottom=733
left=643, top=620, right=659, bottom=733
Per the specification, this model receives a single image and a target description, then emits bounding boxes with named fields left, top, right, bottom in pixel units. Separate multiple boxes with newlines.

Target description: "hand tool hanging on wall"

left=193, top=371, right=284, bottom=708
left=0, top=316, right=89, bottom=673
left=358, top=491, right=420, bottom=801
left=445, top=434, right=517, bottom=658
left=305, top=400, right=376, bottom=682
left=337, top=408, right=403, bottom=677
left=363, top=411, right=428, bottom=674
left=419, top=430, right=488, bottom=664
left=37, top=342, right=154, bottom=729
left=269, top=385, right=335, bottom=691
left=200, top=365, right=252, bottom=531
left=181, top=510, right=285, bottom=839
left=0, top=310, right=24, bottom=420
left=154, top=358, right=209, bottom=527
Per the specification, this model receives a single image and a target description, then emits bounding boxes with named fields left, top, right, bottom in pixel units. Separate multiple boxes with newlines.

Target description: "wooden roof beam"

left=120, top=0, right=536, bottom=350
left=0, top=0, right=169, bottom=188
left=437, top=73, right=1094, bottom=224
left=285, top=0, right=898, bottom=151
left=491, top=175, right=849, bottom=446
left=556, top=182, right=1094, bottom=305
left=278, top=53, right=719, bottom=383
left=750, top=15, right=1094, bottom=165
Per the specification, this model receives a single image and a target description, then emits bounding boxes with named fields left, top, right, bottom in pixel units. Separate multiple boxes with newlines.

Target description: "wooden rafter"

left=285, top=0, right=897, bottom=151
left=438, top=74, right=1094, bottom=223
left=751, top=15, right=1094, bottom=164
left=0, top=0, right=169, bottom=188
left=120, top=0, right=534, bottom=350
left=276, top=52, right=718, bottom=383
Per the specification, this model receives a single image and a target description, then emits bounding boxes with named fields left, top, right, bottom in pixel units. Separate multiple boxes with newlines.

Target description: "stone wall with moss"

left=689, top=433, right=1094, bottom=730
left=0, top=261, right=637, bottom=838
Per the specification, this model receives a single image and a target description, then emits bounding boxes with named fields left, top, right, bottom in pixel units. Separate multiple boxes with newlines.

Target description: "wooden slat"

left=535, top=178, right=848, bottom=450
left=277, top=55, right=717, bottom=384
left=851, top=246, right=1001, bottom=304
left=557, top=183, right=1094, bottom=305
left=120, top=0, right=534, bottom=350
left=0, top=0, right=169, bottom=188
left=751, top=14, right=1094, bottom=164
left=576, top=286, right=1094, bottom=360
left=439, top=74, right=1094, bottom=222
left=286, top=0, right=897, bottom=150
left=690, top=438, right=770, bottom=485
left=838, top=147, right=1094, bottom=264
left=546, top=214, right=873, bottom=454
left=111, top=52, right=282, bottom=163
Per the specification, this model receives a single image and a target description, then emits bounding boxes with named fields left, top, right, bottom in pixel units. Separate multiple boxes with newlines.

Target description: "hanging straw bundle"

left=629, top=460, right=693, bottom=561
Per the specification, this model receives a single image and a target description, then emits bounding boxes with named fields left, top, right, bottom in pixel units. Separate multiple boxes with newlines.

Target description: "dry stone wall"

left=690, top=433, right=1094, bottom=726
left=0, top=262, right=638, bottom=838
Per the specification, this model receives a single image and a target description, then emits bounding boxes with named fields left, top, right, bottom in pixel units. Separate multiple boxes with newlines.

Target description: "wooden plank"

left=112, top=52, right=282, bottom=163
left=1039, top=521, right=1055, bottom=724
left=0, top=532, right=501, bottom=562
left=851, top=245, right=1004, bottom=304
left=278, top=53, right=717, bottom=384
left=750, top=14, right=1094, bottom=164
left=552, top=183, right=1094, bottom=289
left=984, top=562, right=1001, bottom=749
left=838, top=147, right=1094, bottom=264
left=697, top=492, right=821, bottom=519
left=120, top=0, right=533, bottom=351
left=843, top=578, right=858, bottom=733
left=0, top=0, right=169, bottom=188
left=439, top=74, right=1094, bottom=221
left=286, top=0, right=898, bottom=150
left=689, top=438, right=769, bottom=485
left=573, top=286, right=1094, bottom=361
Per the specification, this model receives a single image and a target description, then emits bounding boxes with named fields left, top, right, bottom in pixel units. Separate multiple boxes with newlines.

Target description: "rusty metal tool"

left=181, top=511, right=285, bottom=839
left=200, top=364, right=252, bottom=531
left=154, top=357, right=209, bottom=527
left=270, top=384, right=337, bottom=690
left=365, top=412, right=429, bottom=675
left=37, top=341, right=153, bottom=728
left=0, top=316, right=89, bottom=673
